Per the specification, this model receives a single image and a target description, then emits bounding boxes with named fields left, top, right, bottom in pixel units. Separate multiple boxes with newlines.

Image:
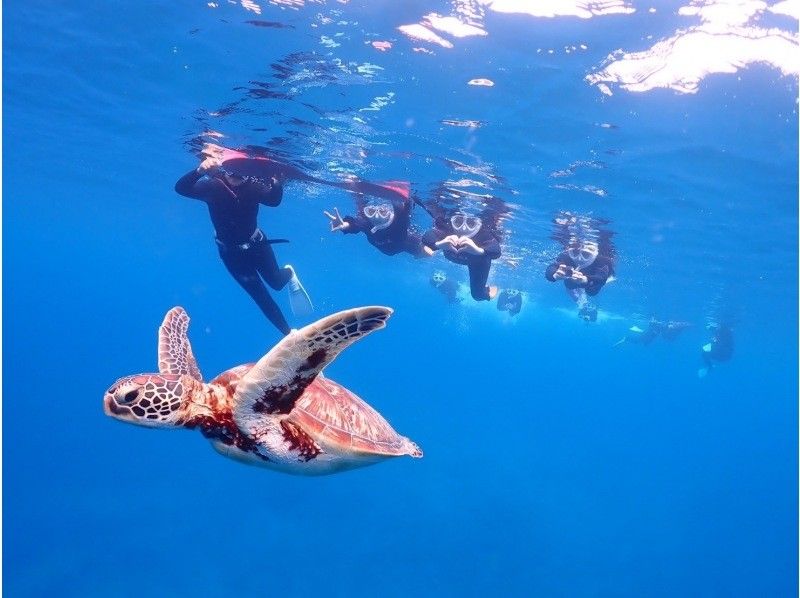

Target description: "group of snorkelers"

left=176, top=148, right=515, bottom=330
left=175, top=148, right=733, bottom=378
left=613, top=317, right=734, bottom=377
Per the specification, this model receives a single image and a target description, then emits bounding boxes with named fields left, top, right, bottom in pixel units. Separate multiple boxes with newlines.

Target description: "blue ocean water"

left=4, top=1, right=798, bottom=596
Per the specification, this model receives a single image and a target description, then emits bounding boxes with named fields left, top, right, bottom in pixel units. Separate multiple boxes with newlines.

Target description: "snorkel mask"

left=363, top=203, right=395, bottom=234
left=431, top=270, right=446, bottom=287
left=499, top=289, right=520, bottom=311
left=567, top=241, right=599, bottom=269
left=450, top=213, right=482, bottom=238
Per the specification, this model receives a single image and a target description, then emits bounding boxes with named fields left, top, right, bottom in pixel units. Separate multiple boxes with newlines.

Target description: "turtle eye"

left=118, top=388, right=140, bottom=404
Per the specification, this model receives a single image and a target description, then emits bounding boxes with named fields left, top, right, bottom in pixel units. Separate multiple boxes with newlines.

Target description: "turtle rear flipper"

left=158, top=307, right=204, bottom=382
left=232, top=306, right=392, bottom=433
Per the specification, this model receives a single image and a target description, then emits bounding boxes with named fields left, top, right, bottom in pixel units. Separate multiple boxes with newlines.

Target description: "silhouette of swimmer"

left=698, top=323, right=734, bottom=378
left=614, top=319, right=691, bottom=347
left=422, top=196, right=509, bottom=302
left=324, top=182, right=427, bottom=258
left=661, top=320, right=692, bottom=341
left=174, top=154, right=312, bottom=335
left=578, top=304, right=598, bottom=322
left=496, top=289, right=522, bottom=316
left=430, top=270, right=462, bottom=304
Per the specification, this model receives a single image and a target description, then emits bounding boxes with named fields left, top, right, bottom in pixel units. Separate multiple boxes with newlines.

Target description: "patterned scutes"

left=291, top=378, right=417, bottom=456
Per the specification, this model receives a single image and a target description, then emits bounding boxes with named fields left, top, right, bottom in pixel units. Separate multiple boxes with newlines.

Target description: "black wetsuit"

left=422, top=227, right=501, bottom=301
left=497, top=290, right=522, bottom=315
left=702, top=325, right=734, bottom=368
left=175, top=168, right=292, bottom=335
left=661, top=321, right=690, bottom=342
left=627, top=323, right=660, bottom=345
left=431, top=277, right=462, bottom=304
left=342, top=196, right=425, bottom=257
left=544, top=252, right=614, bottom=296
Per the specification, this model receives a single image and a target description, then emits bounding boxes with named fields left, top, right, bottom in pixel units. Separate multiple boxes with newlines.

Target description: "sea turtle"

left=103, top=306, right=421, bottom=475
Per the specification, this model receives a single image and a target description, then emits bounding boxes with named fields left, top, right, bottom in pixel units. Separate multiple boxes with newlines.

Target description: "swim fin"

left=702, top=343, right=712, bottom=353
left=285, top=265, right=314, bottom=317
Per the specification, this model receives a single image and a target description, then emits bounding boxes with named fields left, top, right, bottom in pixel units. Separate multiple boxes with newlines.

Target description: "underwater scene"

left=4, top=0, right=798, bottom=596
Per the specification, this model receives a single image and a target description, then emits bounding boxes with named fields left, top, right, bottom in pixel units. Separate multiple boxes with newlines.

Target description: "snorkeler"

left=546, top=239, right=614, bottom=299
left=546, top=213, right=615, bottom=305
left=323, top=182, right=427, bottom=257
left=614, top=319, right=661, bottom=347
left=614, top=319, right=692, bottom=347
left=430, top=270, right=462, bottom=304
left=421, top=197, right=508, bottom=301
left=496, top=289, right=523, bottom=316
left=698, top=323, right=734, bottom=378
left=545, top=212, right=616, bottom=321
left=174, top=154, right=313, bottom=336
left=661, top=320, right=692, bottom=341
left=578, top=304, right=598, bottom=322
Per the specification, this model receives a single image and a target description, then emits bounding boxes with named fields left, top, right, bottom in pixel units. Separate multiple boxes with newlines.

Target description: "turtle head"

left=103, top=373, right=192, bottom=428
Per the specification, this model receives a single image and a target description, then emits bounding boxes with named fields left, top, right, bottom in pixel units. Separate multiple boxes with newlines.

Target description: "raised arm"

left=175, top=168, right=212, bottom=200
left=478, top=236, right=501, bottom=260
left=341, top=214, right=368, bottom=234
left=250, top=177, right=284, bottom=207
left=422, top=228, right=445, bottom=253
left=404, top=231, right=429, bottom=258
left=545, top=252, right=570, bottom=281
left=324, top=207, right=366, bottom=234
left=174, top=157, right=220, bottom=201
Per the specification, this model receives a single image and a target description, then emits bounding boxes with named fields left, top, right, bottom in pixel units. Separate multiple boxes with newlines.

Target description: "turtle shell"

left=286, top=377, right=422, bottom=458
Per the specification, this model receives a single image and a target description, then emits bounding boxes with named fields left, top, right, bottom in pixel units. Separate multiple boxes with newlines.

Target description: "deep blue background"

left=4, top=1, right=797, bottom=596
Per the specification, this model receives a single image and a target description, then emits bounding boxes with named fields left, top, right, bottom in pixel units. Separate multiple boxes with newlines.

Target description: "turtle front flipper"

left=232, top=306, right=392, bottom=432
left=158, top=307, right=204, bottom=382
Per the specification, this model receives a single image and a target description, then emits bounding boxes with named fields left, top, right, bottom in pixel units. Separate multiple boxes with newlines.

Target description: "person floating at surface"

left=614, top=319, right=660, bottom=347
left=698, top=323, right=734, bottom=378
left=323, top=182, right=427, bottom=258
left=421, top=198, right=508, bottom=301
left=661, top=320, right=692, bottom=341
left=614, top=318, right=661, bottom=346
left=614, top=319, right=692, bottom=347
left=578, top=304, right=598, bottom=322
left=544, top=236, right=615, bottom=312
left=496, top=289, right=523, bottom=316
left=174, top=154, right=313, bottom=336
left=546, top=213, right=615, bottom=314
left=430, top=270, right=462, bottom=304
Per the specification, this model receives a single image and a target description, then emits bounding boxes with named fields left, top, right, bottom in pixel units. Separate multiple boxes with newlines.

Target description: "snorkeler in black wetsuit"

left=698, top=323, right=734, bottom=377
left=421, top=197, right=508, bottom=301
left=544, top=213, right=616, bottom=324
left=430, top=270, right=462, bottom=304
left=174, top=155, right=312, bottom=336
left=324, top=183, right=427, bottom=258
left=614, top=319, right=692, bottom=347
left=661, top=320, right=692, bottom=341
left=496, top=289, right=523, bottom=316
left=545, top=239, right=615, bottom=298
